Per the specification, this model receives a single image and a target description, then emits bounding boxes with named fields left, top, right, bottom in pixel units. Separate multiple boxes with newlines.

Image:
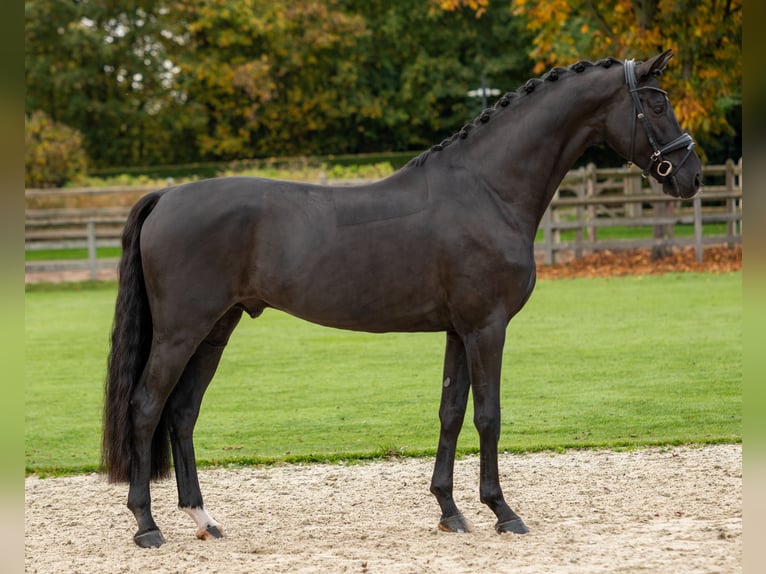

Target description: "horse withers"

left=102, top=50, right=701, bottom=548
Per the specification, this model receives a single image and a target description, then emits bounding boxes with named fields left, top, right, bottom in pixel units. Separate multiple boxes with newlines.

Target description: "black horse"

left=103, top=51, right=701, bottom=548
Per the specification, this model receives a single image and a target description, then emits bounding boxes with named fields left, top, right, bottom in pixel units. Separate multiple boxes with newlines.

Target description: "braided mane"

left=406, top=57, right=622, bottom=168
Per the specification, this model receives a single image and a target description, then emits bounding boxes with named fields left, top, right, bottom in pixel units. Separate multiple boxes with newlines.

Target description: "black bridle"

left=624, top=59, right=695, bottom=180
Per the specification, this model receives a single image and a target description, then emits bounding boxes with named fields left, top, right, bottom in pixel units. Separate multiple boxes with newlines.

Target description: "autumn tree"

left=25, top=110, right=88, bottom=187
left=163, top=0, right=371, bottom=159
left=167, top=0, right=534, bottom=159
left=509, top=0, right=741, bottom=157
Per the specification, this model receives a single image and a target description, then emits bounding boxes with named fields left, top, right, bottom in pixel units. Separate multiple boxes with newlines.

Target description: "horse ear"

left=637, top=49, right=674, bottom=79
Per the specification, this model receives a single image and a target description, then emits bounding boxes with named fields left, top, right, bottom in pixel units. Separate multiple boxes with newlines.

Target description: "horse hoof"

left=134, top=528, right=166, bottom=548
left=495, top=517, right=529, bottom=534
left=196, top=525, right=225, bottom=541
left=438, top=513, right=473, bottom=533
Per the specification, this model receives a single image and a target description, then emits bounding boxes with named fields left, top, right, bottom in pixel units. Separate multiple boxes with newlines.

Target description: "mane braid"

left=405, top=57, right=624, bottom=168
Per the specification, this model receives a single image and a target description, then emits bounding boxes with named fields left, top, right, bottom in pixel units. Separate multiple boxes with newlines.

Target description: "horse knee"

left=473, top=411, right=501, bottom=438
left=439, top=409, right=465, bottom=436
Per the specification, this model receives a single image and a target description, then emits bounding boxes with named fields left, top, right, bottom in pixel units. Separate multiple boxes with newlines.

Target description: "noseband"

left=624, top=59, right=695, bottom=180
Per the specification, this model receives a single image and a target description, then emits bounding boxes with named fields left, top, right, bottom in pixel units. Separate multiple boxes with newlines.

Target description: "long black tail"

left=102, top=190, right=169, bottom=483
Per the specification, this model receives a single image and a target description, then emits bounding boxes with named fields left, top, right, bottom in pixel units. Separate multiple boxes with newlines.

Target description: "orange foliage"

left=510, top=0, right=741, bottom=149
left=433, top=0, right=489, bottom=17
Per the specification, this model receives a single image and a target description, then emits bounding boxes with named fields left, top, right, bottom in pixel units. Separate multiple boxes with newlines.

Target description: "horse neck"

left=447, top=66, right=624, bottom=234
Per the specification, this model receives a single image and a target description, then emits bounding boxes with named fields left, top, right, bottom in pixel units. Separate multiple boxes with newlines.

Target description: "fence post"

left=649, top=178, right=673, bottom=259
left=586, top=163, right=596, bottom=247
left=693, top=196, right=703, bottom=263
left=736, top=157, right=743, bottom=236
left=625, top=163, right=641, bottom=218
left=542, top=205, right=554, bottom=265
left=87, top=220, right=97, bottom=280
left=725, top=159, right=735, bottom=248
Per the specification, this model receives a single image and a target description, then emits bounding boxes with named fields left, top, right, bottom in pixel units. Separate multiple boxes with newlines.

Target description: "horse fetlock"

left=182, top=506, right=223, bottom=540
left=479, top=488, right=505, bottom=508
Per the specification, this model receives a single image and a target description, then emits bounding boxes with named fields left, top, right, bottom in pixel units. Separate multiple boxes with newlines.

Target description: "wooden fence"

left=539, top=158, right=742, bottom=264
left=26, top=160, right=742, bottom=278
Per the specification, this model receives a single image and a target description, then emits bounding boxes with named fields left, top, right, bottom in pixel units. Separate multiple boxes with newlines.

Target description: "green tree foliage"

left=25, top=0, right=534, bottom=169
left=25, top=110, right=88, bottom=188
left=29, top=1, right=742, bottom=170
left=25, top=0, right=190, bottom=167
left=166, top=0, right=534, bottom=159
left=348, top=0, right=532, bottom=152
left=167, top=0, right=371, bottom=158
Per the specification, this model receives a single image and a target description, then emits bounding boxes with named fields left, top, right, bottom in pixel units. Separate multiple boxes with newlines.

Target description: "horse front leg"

left=167, top=308, right=242, bottom=541
left=431, top=331, right=472, bottom=532
left=464, top=321, right=529, bottom=535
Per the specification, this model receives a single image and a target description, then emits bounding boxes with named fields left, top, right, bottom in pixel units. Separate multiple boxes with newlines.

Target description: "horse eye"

left=653, top=104, right=665, bottom=115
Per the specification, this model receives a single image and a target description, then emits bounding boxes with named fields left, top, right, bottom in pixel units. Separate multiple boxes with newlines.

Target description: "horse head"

left=606, top=50, right=702, bottom=199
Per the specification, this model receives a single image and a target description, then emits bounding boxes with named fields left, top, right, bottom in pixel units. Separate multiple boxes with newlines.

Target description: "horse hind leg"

left=166, top=307, right=243, bottom=541
left=430, top=331, right=473, bottom=533
left=128, top=336, right=201, bottom=548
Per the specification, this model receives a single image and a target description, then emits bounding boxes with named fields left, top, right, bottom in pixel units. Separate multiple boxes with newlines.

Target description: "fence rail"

left=26, top=159, right=742, bottom=279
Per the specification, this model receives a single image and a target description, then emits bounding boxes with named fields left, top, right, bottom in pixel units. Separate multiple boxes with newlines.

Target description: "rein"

left=624, top=59, right=695, bottom=180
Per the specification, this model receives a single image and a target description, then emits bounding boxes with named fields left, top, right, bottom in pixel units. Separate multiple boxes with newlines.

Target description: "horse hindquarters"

left=102, top=188, right=237, bottom=548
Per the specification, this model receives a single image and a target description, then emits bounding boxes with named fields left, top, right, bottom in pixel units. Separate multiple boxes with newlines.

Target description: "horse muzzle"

left=662, top=170, right=701, bottom=199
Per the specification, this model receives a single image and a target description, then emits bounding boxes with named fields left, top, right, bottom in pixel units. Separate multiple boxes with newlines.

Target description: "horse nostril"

left=694, top=173, right=701, bottom=189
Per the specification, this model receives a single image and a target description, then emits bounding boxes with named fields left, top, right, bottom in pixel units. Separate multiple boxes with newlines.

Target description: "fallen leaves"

left=536, top=245, right=741, bottom=280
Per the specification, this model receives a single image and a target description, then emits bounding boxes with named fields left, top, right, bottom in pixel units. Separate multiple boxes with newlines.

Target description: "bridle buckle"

left=656, top=160, right=673, bottom=177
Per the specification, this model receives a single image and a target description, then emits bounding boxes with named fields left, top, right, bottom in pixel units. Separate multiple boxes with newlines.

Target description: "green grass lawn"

left=533, top=222, right=730, bottom=242
left=25, top=247, right=122, bottom=261
left=25, top=272, right=741, bottom=476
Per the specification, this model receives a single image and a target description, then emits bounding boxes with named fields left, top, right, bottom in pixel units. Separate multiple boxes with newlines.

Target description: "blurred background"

left=24, top=0, right=741, bottom=187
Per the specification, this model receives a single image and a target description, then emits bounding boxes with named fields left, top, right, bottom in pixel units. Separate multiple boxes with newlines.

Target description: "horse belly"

left=253, top=219, right=448, bottom=333
left=277, top=276, right=449, bottom=334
